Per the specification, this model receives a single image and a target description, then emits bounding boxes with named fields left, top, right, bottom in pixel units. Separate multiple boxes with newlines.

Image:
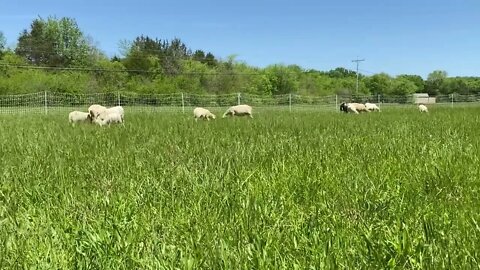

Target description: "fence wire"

left=0, top=92, right=479, bottom=114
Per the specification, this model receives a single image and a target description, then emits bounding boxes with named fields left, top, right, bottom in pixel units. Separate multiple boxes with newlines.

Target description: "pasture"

left=0, top=106, right=479, bottom=269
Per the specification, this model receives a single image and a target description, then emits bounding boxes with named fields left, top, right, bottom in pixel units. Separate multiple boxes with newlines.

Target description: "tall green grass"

left=1, top=107, right=479, bottom=269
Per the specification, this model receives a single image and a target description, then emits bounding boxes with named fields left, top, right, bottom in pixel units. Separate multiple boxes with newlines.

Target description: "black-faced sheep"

left=340, top=102, right=368, bottom=114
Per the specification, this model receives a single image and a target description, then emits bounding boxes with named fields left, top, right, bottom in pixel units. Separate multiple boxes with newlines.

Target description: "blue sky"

left=1, top=0, right=479, bottom=78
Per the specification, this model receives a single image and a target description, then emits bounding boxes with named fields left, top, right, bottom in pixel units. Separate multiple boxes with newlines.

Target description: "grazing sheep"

left=88, top=104, right=107, bottom=120
left=365, top=103, right=381, bottom=112
left=105, top=106, right=124, bottom=120
left=418, top=104, right=428, bottom=113
left=340, top=102, right=368, bottom=114
left=68, top=111, right=92, bottom=125
left=193, top=107, right=216, bottom=121
left=222, top=104, right=253, bottom=118
left=93, top=111, right=124, bottom=127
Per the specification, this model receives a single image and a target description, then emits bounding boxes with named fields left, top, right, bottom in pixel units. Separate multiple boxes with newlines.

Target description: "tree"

left=326, top=67, right=357, bottom=79
left=364, top=73, right=392, bottom=95
left=15, top=16, right=98, bottom=67
left=391, top=77, right=418, bottom=95
left=192, top=50, right=217, bottom=67
left=397, top=74, right=424, bottom=93
left=444, top=77, right=468, bottom=95
left=264, top=65, right=300, bottom=95
left=425, top=70, right=447, bottom=96
left=0, top=31, right=6, bottom=58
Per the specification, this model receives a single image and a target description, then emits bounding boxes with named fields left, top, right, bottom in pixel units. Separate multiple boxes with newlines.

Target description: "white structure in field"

left=412, top=93, right=436, bottom=104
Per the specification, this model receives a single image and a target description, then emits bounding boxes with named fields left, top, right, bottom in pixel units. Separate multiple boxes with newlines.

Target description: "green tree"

left=391, top=77, right=418, bottom=95
left=0, top=31, right=6, bottom=58
left=15, top=16, right=98, bottom=67
left=326, top=67, right=357, bottom=79
left=444, top=77, right=468, bottom=95
left=425, top=70, right=447, bottom=95
left=364, top=73, right=392, bottom=95
left=264, top=64, right=300, bottom=95
left=397, top=74, right=424, bottom=93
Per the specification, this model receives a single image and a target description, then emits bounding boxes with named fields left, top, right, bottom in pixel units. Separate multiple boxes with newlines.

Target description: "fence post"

left=289, top=93, right=292, bottom=112
left=117, top=91, right=121, bottom=106
left=181, top=93, right=185, bottom=113
left=335, top=94, right=338, bottom=112
left=44, top=91, right=47, bottom=115
left=237, top=93, right=241, bottom=105
left=451, top=94, right=454, bottom=108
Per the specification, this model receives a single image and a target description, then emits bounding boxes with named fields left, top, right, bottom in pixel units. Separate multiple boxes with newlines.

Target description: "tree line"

left=1, top=16, right=479, bottom=96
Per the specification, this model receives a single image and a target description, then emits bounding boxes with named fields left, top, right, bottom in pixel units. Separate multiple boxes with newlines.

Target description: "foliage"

left=2, top=17, right=480, bottom=96
left=15, top=16, right=98, bottom=67
left=364, top=73, right=392, bottom=95
left=0, top=31, right=6, bottom=58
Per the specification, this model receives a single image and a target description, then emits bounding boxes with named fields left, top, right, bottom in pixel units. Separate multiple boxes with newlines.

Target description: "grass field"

left=1, top=107, right=480, bottom=269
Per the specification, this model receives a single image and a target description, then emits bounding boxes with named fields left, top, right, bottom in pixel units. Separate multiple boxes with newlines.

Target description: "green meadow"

left=1, top=107, right=479, bottom=269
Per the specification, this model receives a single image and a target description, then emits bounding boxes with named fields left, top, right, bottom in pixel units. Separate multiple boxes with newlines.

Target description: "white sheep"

left=105, top=106, right=124, bottom=121
left=340, top=102, right=368, bottom=114
left=88, top=104, right=107, bottom=119
left=193, top=107, right=216, bottom=121
left=93, top=111, right=124, bottom=127
left=222, top=104, right=253, bottom=118
left=68, top=111, right=92, bottom=125
left=418, top=104, right=428, bottom=113
left=365, top=103, right=381, bottom=112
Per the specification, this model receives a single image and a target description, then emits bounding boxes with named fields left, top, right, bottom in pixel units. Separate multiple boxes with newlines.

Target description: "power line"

left=351, top=58, right=365, bottom=93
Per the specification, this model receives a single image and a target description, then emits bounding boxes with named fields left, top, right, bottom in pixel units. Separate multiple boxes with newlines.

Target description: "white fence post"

left=451, top=94, right=454, bottom=108
left=181, top=93, right=185, bottom=113
left=289, top=93, right=292, bottom=112
left=44, top=91, right=47, bottom=115
left=335, top=94, right=338, bottom=112
left=237, top=93, right=241, bottom=105
left=117, top=91, right=121, bottom=106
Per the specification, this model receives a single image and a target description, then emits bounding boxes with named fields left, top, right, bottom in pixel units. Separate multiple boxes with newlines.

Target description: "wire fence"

left=0, top=91, right=479, bottom=114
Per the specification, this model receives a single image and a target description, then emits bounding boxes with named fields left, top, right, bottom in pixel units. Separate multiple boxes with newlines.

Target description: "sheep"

left=365, top=103, right=381, bottom=112
left=68, top=111, right=92, bottom=125
left=339, top=102, right=368, bottom=114
left=93, top=111, right=124, bottom=127
left=105, top=106, right=124, bottom=121
left=222, top=104, right=253, bottom=118
left=193, top=107, right=216, bottom=121
left=88, top=104, right=107, bottom=120
left=88, top=105, right=124, bottom=122
left=418, top=104, right=428, bottom=113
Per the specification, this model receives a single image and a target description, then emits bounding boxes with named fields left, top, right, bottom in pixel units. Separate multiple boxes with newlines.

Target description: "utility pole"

left=352, top=58, right=365, bottom=93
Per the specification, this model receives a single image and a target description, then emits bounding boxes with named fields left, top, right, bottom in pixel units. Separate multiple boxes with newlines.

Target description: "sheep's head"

left=93, top=115, right=107, bottom=126
left=210, top=113, right=216, bottom=119
left=86, top=113, right=93, bottom=123
left=89, top=110, right=97, bottom=120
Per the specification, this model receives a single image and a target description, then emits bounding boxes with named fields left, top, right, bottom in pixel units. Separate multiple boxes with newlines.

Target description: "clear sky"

left=1, top=0, right=479, bottom=78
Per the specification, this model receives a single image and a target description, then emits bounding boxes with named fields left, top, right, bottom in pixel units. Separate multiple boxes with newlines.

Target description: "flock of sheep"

left=68, top=104, right=253, bottom=126
left=68, top=104, right=125, bottom=126
left=340, top=102, right=429, bottom=114
left=68, top=102, right=428, bottom=125
left=193, top=104, right=253, bottom=121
